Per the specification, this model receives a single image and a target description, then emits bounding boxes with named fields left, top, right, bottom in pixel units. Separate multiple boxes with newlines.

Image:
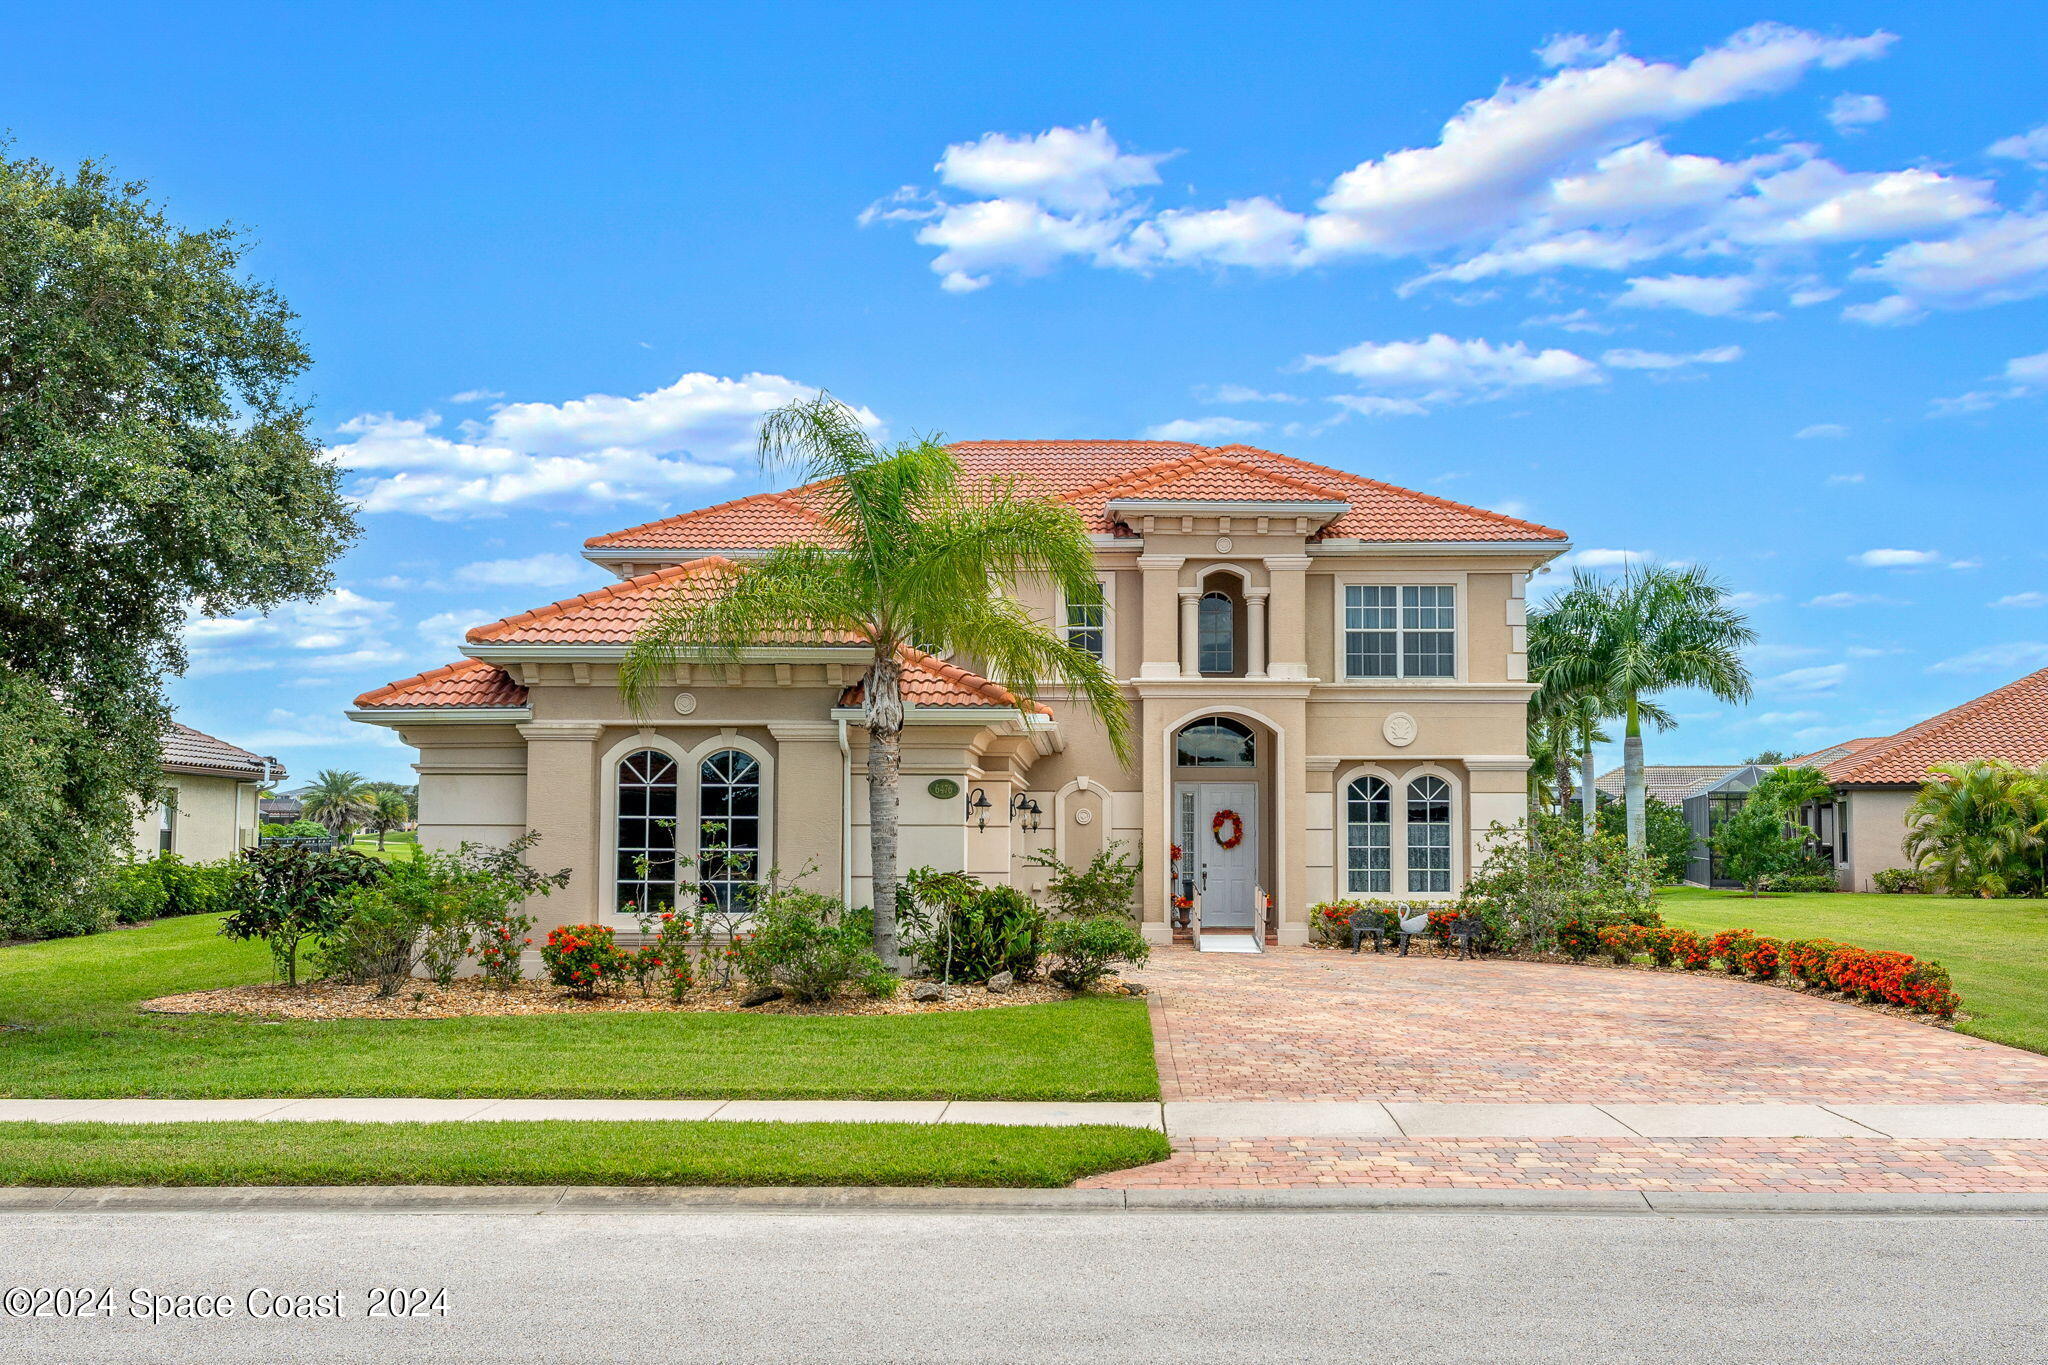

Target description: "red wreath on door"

left=1211, top=809, right=1245, bottom=850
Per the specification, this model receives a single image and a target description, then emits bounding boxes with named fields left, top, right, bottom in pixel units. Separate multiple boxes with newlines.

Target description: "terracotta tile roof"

left=353, top=657, right=529, bottom=710
left=458, top=557, right=860, bottom=646
left=1817, top=668, right=2048, bottom=786
left=839, top=648, right=1052, bottom=716
left=584, top=440, right=1567, bottom=551
left=161, top=722, right=275, bottom=780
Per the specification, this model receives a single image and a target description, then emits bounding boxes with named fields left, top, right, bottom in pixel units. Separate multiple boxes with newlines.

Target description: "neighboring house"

left=1592, top=764, right=1769, bottom=886
left=131, top=723, right=285, bottom=862
left=349, top=440, right=1569, bottom=945
left=1795, top=666, right=2048, bottom=891
left=259, top=793, right=304, bottom=824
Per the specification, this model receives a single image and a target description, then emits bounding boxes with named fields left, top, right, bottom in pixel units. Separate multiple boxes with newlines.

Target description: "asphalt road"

left=1, top=1208, right=2044, bottom=1363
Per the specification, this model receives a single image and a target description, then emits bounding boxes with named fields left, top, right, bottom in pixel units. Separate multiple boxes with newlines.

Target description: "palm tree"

left=622, top=394, right=1133, bottom=964
left=1906, top=760, right=2034, bottom=897
left=1545, top=565, right=1755, bottom=853
left=1528, top=582, right=1666, bottom=841
left=367, top=790, right=410, bottom=851
left=300, top=768, right=373, bottom=838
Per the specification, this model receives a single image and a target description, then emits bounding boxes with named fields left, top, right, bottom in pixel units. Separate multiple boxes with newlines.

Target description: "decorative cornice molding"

left=1134, top=554, right=1187, bottom=570
left=347, top=707, right=532, bottom=726
left=517, top=721, right=606, bottom=742
left=766, top=721, right=843, bottom=742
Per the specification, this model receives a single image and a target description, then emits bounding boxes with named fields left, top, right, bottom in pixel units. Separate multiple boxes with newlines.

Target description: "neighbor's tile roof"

left=839, top=648, right=1052, bottom=716
left=161, top=722, right=275, bottom=780
left=1790, top=736, right=1887, bottom=769
left=353, top=657, right=530, bottom=710
left=1592, top=765, right=1744, bottom=805
left=584, top=441, right=1567, bottom=551
left=1816, top=667, right=2048, bottom=786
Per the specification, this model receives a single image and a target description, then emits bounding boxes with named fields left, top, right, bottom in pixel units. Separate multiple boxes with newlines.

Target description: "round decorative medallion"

left=672, top=692, right=698, bottom=716
left=927, top=778, right=961, bottom=800
left=1215, top=535, right=1233, bottom=553
left=1074, top=808, right=1094, bottom=826
left=1383, top=712, right=1418, bottom=748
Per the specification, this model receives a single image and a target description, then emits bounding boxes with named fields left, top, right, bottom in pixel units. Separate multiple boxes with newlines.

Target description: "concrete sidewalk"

left=5, top=1097, right=2048, bottom=1140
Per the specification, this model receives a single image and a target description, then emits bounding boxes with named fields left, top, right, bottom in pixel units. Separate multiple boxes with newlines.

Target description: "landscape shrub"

left=1706, top=928, right=1757, bottom=975
left=1595, top=923, right=1641, bottom=965
left=541, top=924, right=629, bottom=998
left=1872, top=868, right=1925, bottom=895
left=1735, top=934, right=1782, bottom=980
left=898, top=869, right=1045, bottom=983
left=1025, top=841, right=1141, bottom=920
left=1636, top=926, right=1681, bottom=967
left=1042, top=915, right=1149, bottom=991
left=91, top=854, right=244, bottom=926
left=1464, top=816, right=1661, bottom=952
left=733, top=887, right=893, bottom=1003
left=1307, top=900, right=1362, bottom=947
left=220, top=843, right=388, bottom=985
left=261, top=819, right=331, bottom=840
left=1762, top=872, right=1838, bottom=893
left=1669, top=928, right=1712, bottom=970
left=1783, top=938, right=1844, bottom=988
left=1595, top=795, right=1695, bottom=885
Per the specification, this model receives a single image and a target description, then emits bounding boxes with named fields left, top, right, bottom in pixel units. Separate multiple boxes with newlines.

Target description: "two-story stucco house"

left=349, top=441, right=1569, bottom=946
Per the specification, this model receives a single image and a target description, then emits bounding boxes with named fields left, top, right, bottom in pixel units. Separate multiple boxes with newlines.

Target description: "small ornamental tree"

left=1596, top=795, right=1694, bottom=884
left=1463, top=814, right=1661, bottom=953
left=1711, top=796, right=1808, bottom=896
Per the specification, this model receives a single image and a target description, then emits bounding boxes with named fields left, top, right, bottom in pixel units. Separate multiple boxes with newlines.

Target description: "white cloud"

left=1764, top=663, right=1848, bottom=694
left=415, top=611, right=477, bottom=654
left=1141, top=416, right=1267, bottom=442
left=1199, top=384, right=1302, bottom=404
left=1928, top=347, right=2048, bottom=415
left=1927, top=642, right=2048, bottom=675
left=1850, top=211, right=2048, bottom=322
left=1328, top=394, right=1431, bottom=418
left=242, top=709, right=403, bottom=751
left=1722, top=590, right=1783, bottom=608
left=1304, top=334, right=1602, bottom=408
left=1851, top=548, right=1942, bottom=568
left=1521, top=308, right=1614, bottom=333
left=449, top=388, right=504, bottom=403
left=1601, top=344, right=1742, bottom=370
left=1797, top=423, right=1849, bottom=439
left=183, top=590, right=402, bottom=679
left=1989, top=125, right=2048, bottom=171
left=452, top=553, right=595, bottom=589
left=1993, top=592, right=2048, bottom=609
left=1825, top=93, right=1888, bottom=133
left=1805, top=591, right=1906, bottom=607
left=1558, top=547, right=1652, bottom=570
left=1614, top=273, right=1758, bottom=315
left=935, top=120, right=1168, bottom=213
left=1824, top=471, right=1864, bottom=485
left=1536, top=31, right=1623, bottom=68
left=334, top=373, right=877, bottom=519
left=874, top=25, right=1960, bottom=296
left=1745, top=709, right=1826, bottom=728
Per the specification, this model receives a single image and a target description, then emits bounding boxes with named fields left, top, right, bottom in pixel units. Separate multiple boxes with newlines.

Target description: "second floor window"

left=1344, top=584, right=1456, bottom=679
left=1198, top=591, right=1234, bottom=674
left=1064, top=580, right=1106, bottom=660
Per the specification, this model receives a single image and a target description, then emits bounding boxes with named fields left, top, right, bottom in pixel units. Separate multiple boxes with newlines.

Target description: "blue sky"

left=11, top=2, right=2046, bottom=783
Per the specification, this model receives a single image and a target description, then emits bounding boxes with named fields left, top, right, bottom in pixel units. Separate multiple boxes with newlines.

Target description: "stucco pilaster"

left=1263, top=554, right=1311, bottom=681
left=518, top=720, right=605, bottom=927
left=1136, top=554, right=1184, bottom=680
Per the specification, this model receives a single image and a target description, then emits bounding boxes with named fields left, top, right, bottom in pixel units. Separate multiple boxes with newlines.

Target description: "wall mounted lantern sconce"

left=965, top=786, right=993, bottom=831
left=1011, top=793, right=1043, bottom=832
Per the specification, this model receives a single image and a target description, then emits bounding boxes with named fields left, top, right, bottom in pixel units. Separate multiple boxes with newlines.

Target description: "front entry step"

left=1196, top=930, right=1261, bottom=954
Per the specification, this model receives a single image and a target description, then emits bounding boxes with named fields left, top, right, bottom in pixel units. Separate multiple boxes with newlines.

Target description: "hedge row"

left=1588, top=923, right=1960, bottom=1018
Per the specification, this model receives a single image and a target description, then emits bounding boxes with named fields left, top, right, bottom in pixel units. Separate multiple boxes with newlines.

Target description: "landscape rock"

left=910, top=982, right=946, bottom=1002
left=740, top=986, right=785, bottom=1007
left=1120, top=982, right=1147, bottom=996
left=986, top=971, right=1015, bottom=994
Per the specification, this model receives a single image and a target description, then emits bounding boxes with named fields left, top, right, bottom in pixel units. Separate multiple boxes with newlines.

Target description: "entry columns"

left=1178, top=588, right=1202, bottom=678
left=1246, top=587, right=1270, bottom=679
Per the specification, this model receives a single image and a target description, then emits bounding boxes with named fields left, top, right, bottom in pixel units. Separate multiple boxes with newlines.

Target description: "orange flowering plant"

left=540, top=923, right=629, bottom=999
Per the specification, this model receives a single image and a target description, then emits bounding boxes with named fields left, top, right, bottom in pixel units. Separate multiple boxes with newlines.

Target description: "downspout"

left=837, top=717, right=854, bottom=907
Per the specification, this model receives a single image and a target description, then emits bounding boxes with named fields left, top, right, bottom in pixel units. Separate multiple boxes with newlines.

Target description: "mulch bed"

left=139, top=976, right=1131, bottom=1021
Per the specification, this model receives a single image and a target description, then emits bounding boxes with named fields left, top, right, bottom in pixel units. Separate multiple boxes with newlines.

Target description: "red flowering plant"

left=475, top=912, right=534, bottom=990
left=1634, top=926, right=1680, bottom=968
left=540, top=923, right=628, bottom=999
left=1734, top=934, right=1782, bottom=980
left=1595, top=923, right=1642, bottom=965
left=1667, top=928, right=1712, bottom=970
left=1782, top=938, right=1843, bottom=987
left=631, top=906, right=697, bottom=1002
left=1706, top=928, right=1757, bottom=975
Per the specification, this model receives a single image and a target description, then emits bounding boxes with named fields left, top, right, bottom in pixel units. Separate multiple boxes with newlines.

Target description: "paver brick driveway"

left=1141, top=946, right=2048, bottom=1104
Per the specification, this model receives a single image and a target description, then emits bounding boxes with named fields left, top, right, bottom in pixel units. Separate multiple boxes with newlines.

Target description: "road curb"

left=5, top=1185, right=2048, bottom=1215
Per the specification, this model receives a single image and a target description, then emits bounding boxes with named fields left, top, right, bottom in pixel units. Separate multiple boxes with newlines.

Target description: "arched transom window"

left=1406, top=775, right=1453, bottom=893
left=615, top=749, right=679, bottom=914
left=1344, top=775, right=1391, bottom=894
left=1176, top=716, right=1255, bottom=768
left=698, top=748, right=762, bottom=913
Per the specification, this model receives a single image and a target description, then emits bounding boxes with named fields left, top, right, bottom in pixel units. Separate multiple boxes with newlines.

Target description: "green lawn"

left=349, top=831, right=418, bottom=863
left=1660, top=885, right=2048, bottom=1055
left=0, top=1120, right=1167, bottom=1188
left=0, top=914, right=1159, bottom=1101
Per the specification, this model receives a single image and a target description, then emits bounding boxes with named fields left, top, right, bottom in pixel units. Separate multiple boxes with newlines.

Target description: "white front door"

left=1193, top=782, right=1257, bottom=928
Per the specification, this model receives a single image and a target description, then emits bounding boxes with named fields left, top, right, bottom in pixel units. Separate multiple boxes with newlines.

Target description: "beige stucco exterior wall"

left=129, top=774, right=260, bottom=863
left=1840, top=787, right=1918, bottom=891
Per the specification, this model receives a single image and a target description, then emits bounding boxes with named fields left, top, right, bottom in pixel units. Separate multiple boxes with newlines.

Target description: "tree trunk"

left=1551, top=724, right=1573, bottom=822
left=1624, top=695, right=1646, bottom=854
left=1580, top=729, right=1598, bottom=843
left=863, top=654, right=906, bottom=968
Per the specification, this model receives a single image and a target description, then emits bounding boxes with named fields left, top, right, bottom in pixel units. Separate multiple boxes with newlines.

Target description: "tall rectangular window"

left=1064, top=581, right=1106, bottom=660
left=1344, top=584, right=1456, bottom=679
left=157, top=800, right=175, bottom=855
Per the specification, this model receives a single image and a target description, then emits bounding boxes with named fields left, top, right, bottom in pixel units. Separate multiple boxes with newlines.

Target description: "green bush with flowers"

left=541, top=923, right=629, bottom=998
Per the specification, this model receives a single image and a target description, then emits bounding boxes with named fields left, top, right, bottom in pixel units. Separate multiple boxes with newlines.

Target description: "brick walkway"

left=1142, top=946, right=2048, bottom=1104
left=1112, top=947, right=2048, bottom=1191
